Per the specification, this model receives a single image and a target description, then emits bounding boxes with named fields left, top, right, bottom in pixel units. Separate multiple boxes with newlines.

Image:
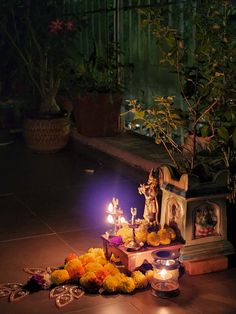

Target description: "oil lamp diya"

left=125, top=207, right=142, bottom=251
left=106, top=198, right=124, bottom=236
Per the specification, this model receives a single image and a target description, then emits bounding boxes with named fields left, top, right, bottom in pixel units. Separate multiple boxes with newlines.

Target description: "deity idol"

left=138, top=168, right=162, bottom=224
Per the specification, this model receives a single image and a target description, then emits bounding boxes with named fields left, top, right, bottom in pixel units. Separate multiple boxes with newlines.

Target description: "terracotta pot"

left=23, top=113, right=71, bottom=153
left=73, top=92, right=122, bottom=137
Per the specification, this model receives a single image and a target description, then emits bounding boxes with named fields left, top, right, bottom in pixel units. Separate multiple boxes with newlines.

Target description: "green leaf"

left=200, top=125, right=209, bottom=137
left=232, top=128, right=236, bottom=148
left=133, top=111, right=145, bottom=119
left=217, top=126, right=229, bottom=141
left=224, top=109, right=236, bottom=122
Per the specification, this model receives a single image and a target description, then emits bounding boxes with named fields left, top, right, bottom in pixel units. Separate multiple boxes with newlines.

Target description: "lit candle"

left=155, top=268, right=172, bottom=281
left=112, top=197, right=119, bottom=214
left=107, top=202, right=113, bottom=213
left=120, top=216, right=127, bottom=224
left=107, top=214, right=114, bottom=224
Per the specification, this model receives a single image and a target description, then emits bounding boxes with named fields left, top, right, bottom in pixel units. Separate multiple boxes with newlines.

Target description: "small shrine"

left=160, top=165, right=235, bottom=273
left=102, top=166, right=234, bottom=275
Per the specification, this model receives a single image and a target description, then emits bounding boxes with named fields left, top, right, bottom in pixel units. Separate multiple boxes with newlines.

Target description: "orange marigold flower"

left=64, top=258, right=85, bottom=279
left=65, top=252, right=79, bottom=264
left=95, top=269, right=110, bottom=285
left=79, top=253, right=96, bottom=266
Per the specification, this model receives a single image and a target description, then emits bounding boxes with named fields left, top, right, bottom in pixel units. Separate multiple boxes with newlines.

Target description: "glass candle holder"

left=151, top=249, right=180, bottom=298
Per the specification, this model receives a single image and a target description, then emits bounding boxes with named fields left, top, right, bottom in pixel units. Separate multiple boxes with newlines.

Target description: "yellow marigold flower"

left=102, top=274, right=121, bottom=293
left=145, top=270, right=154, bottom=284
left=50, top=269, right=70, bottom=285
left=96, top=256, right=108, bottom=266
left=85, top=262, right=103, bottom=273
left=110, top=253, right=120, bottom=263
left=64, top=258, right=85, bottom=279
left=131, top=271, right=148, bottom=289
left=88, top=248, right=105, bottom=258
left=136, top=229, right=148, bottom=243
left=160, top=237, right=171, bottom=245
left=103, top=262, right=120, bottom=276
left=116, top=225, right=132, bottom=243
left=80, top=271, right=100, bottom=293
left=157, top=229, right=171, bottom=245
left=118, top=276, right=135, bottom=294
left=79, top=253, right=96, bottom=266
left=166, top=227, right=176, bottom=240
left=147, top=232, right=160, bottom=246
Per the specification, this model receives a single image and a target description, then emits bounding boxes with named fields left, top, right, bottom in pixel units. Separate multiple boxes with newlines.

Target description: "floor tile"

left=0, top=195, right=52, bottom=241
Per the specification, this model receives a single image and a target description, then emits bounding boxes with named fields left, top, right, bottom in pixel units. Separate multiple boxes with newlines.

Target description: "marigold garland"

left=117, top=222, right=176, bottom=247
left=22, top=229, right=178, bottom=298
left=78, top=253, right=96, bottom=266
left=80, top=271, right=100, bottom=293
left=47, top=247, right=154, bottom=295
left=131, top=270, right=148, bottom=289
left=84, top=262, right=104, bottom=273
left=102, top=274, right=120, bottom=293
left=118, top=275, right=136, bottom=294
left=147, top=231, right=160, bottom=246
left=103, top=262, right=120, bottom=276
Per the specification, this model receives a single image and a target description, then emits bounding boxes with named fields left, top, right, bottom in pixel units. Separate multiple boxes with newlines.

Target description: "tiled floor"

left=0, top=134, right=236, bottom=314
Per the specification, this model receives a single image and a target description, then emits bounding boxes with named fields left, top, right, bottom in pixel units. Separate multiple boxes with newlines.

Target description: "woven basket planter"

left=23, top=114, right=71, bottom=153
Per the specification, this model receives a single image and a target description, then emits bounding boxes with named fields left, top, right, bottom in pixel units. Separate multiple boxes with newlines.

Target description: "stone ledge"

left=71, top=129, right=160, bottom=173
left=183, top=256, right=228, bottom=275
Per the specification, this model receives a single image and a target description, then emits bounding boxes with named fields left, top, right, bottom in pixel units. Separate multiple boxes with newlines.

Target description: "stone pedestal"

left=101, top=235, right=183, bottom=272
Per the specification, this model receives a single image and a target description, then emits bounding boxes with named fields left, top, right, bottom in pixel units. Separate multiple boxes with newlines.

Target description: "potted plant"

left=71, top=42, right=129, bottom=137
left=0, top=0, right=86, bottom=152
left=125, top=1, right=236, bottom=262
left=126, top=0, right=236, bottom=202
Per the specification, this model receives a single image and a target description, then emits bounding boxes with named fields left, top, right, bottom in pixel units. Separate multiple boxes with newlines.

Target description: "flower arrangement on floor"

left=0, top=248, right=154, bottom=308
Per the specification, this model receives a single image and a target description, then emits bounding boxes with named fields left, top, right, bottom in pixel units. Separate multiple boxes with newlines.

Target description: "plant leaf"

left=217, top=127, right=229, bottom=141
left=232, top=128, right=236, bottom=148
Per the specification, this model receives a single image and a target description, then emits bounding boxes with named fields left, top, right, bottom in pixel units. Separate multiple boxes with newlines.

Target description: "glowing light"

left=160, top=269, right=168, bottom=279
left=107, top=203, right=113, bottom=213
left=107, top=214, right=114, bottom=224
left=120, top=216, right=127, bottom=224
left=155, top=268, right=172, bottom=281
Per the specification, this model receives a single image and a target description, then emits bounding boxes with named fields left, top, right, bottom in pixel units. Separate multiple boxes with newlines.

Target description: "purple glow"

left=73, top=169, right=144, bottom=229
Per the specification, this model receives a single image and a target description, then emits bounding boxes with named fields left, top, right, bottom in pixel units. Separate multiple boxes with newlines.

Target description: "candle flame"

left=120, top=216, right=127, bottom=224
left=107, top=203, right=113, bottom=213
left=107, top=214, right=114, bottom=224
left=160, top=268, right=168, bottom=279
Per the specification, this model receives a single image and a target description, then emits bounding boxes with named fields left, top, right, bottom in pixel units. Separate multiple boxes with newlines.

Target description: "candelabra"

left=106, top=198, right=124, bottom=236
